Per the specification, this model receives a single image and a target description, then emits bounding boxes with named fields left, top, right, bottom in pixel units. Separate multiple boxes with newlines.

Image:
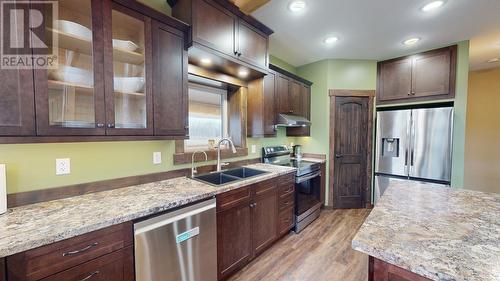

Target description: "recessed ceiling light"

left=422, top=1, right=445, bottom=12
left=487, top=58, right=500, bottom=63
left=238, top=69, right=249, bottom=78
left=288, top=1, right=306, bottom=13
left=403, top=37, right=420, bottom=46
left=200, top=58, right=212, bottom=65
left=323, top=36, right=339, bottom=45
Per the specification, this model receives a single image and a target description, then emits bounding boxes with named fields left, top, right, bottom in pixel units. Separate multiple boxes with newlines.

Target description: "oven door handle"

left=296, top=171, right=321, bottom=184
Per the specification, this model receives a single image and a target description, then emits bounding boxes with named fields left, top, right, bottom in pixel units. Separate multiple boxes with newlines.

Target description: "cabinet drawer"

left=278, top=207, right=294, bottom=235
left=7, top=222, right=132, bottom=281
left=40, top=246, right=133, bottom=281
left=254, top=179, right=276, bottom=196
left=279, top=180, right=295, bottom=197
left=279, top=193, right=294, bottom=211
left=217, top=186, right=251, bottom=212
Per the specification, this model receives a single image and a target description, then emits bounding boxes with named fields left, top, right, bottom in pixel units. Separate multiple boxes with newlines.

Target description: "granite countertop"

left=0, top=163, right=296, bottom=258
left=352, top=181, right=500, bottom=281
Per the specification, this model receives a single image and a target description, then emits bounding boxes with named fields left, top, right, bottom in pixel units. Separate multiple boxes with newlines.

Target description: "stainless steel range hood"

left=275, top=113, right=311, bottom=127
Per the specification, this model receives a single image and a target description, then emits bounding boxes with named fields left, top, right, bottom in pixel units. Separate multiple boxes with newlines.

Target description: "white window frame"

left=185, top=82, right=228, bottom=152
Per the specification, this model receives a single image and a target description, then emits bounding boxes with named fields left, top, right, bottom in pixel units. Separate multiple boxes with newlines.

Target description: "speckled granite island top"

left=352, top=181, right=500, bottom=281
left=0, top=163, right=295, bottom=258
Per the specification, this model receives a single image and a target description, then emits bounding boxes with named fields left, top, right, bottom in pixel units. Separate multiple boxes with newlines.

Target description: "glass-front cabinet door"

left=103, top=2, right=153, bottom=135
left=34, top=0, right=106, bottom=135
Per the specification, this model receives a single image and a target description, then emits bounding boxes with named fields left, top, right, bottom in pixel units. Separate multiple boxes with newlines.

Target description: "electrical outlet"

left=153, top=152, right=162, bottom=165
left=56, top=158, right=71, bottom=175
left=251, top=145, right=256, bottom=154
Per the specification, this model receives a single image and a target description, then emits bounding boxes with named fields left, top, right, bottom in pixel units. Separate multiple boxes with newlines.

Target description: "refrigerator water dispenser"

left=381, top=138, right=399, bottom=157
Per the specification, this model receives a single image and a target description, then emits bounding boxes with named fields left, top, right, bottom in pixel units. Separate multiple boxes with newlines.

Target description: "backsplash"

left=0, top=128, right=299, bottom=194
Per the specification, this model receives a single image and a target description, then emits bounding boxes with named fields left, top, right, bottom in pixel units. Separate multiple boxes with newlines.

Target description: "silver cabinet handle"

left=62, top=242, right=99, bottom=256
left=96, top=123, right=104, bottom=128
left=296, top=171, right=321, bottom=184
left=107, top=123, right=115, bottom=128
left=79, top=271, right=100, bottom=281
left=335, top=154, right=342, bottom=158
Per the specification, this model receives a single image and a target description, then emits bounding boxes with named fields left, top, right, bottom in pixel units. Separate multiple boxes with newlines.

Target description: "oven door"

left=295, top=170, right=321, bottom=217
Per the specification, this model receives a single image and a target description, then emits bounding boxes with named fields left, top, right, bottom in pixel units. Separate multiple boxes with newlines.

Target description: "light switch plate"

left=251, top=145, right=256, bottom=154
left=56, top=158, right=71, bottom=175
left=153, top=152, right=162, bottom=165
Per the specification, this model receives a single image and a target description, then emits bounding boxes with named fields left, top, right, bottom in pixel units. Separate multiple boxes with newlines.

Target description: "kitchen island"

left=352, top=180, right=500, bottom=281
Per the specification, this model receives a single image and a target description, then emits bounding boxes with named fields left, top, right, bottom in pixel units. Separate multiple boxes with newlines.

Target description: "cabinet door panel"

left=276, top=75, right=290, bottom=114
left=378, top=59, right=412, bottom=101
left=34, top=0, right=106, bottom=136
left=289, top=81, right=301, bottom=115
left=152, top=20, right=188, bottom=136
left=1, top=257, right=5, bottom=281
left=0, top=66, right=35, bottom=136
left=262, top=72, right=276, bottom=136
left=252, top=185, right=278, bottom=256
left=237, top=20, right=267, bottom=69
left=217, top=203, right=251, bottom=280
left=103, top=2, right=153, bottom=135
left=412, top=48, right=452, bottom=98
left=193, top=0, right=235, bottom=57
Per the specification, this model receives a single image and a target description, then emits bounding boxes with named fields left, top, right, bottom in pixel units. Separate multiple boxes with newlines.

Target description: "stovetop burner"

left=262, top=146, right=320, bottom=177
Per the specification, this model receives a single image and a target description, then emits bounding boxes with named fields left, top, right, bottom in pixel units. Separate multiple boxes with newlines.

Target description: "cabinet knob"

left=96, top=123, right=104, bottom=128
left=234, top=51, right=238, bottom=55
left=408, top=92, right=412, bottom=96
left=107, top=123, right=115, bottom=128
left=185, top=125, right=189, bottom=130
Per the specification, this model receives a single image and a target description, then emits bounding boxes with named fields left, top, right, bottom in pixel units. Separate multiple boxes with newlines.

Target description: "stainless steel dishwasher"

left=134, top=198, right=217, bottom=281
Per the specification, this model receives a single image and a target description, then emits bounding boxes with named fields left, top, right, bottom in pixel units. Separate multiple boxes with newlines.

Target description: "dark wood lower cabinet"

left=369, top=256, right=432, bottom=281
left=217, top=195, right=252, bottom=280
left=1, top=258, right=5, bottom=281
left=40, top=246, right=133, bottom=281
left=216, top=174, right=295, bottom=280
left=6, top=222, right=133, bottom=281
left=251, top=180, right=278, bottom=256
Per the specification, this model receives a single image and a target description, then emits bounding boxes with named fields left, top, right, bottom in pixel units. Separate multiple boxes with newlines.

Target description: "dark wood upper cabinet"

left=102, top=1, right=154, bottom=136
left=236, top=20, right=268, bottom=69
left=151, top=20, right=188, bottom=137
left=172, top=0, right=272, bottom=77
left=0, top=0, right=189, bottom=143
left=34, top=0, right=107, bottom=136
left=378, top=58, right=413, bottom=101
left=287, top=84, right=311, bottom=136
left=276, top=74, right=291, bottom=114
left=0, top=67, right=35, bottom=136
left=377, top=45, right=457, bottom=105
left=412, top=47, right=455, bottom=98
left=289, top=80, right=302, bottom=115
left=247, top=71, right=276, bottom=137
left=191, top=0, right=236, bottom=57
left=251, top=180, right=278, bottom=257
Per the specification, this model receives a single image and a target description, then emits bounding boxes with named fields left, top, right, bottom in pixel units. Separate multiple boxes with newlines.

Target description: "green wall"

left=269, top=55, right=298, bottom=75
left=0, top=128, right=296, bottom=194
left=296, top=60, right=378, bottom=205
left=138, top=0, right=172, bottom=15
left=450, top=41, right=469, bottom=188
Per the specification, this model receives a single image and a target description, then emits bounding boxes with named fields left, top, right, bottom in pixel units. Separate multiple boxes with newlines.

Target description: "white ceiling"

left=252, top=0, right=500, bottom=69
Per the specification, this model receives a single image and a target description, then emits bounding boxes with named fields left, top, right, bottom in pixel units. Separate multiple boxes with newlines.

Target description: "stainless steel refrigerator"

left=374, top=107, right=454, bottom=202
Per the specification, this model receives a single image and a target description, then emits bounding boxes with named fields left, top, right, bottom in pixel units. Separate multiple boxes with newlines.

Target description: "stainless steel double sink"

left=192, top=167, right=268, bottom=186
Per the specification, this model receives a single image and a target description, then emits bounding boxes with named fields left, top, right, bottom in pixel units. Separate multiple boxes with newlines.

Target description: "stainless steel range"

left=262, top=145, right=322, bottom=233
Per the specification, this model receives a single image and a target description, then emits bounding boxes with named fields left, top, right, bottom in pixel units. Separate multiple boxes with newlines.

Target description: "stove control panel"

left=262, top=145, right=290, bottom=157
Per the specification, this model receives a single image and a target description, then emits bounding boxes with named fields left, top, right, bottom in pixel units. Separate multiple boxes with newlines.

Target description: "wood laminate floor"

left=229, top=209, right=372, bottom=281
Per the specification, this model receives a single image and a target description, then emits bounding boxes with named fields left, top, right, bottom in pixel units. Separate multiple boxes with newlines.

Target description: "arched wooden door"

left=329, top=90, right=374, bottom=209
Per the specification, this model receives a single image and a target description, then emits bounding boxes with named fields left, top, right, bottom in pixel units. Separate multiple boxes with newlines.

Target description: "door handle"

left=335, top=154, right=342, bottom=158
left=410, top=149, right=414, bottom=166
